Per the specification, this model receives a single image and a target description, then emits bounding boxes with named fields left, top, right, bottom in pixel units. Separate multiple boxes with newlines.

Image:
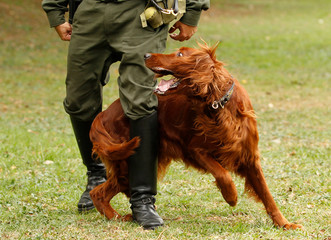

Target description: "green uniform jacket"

left=42, top=0, right=210, bottom=28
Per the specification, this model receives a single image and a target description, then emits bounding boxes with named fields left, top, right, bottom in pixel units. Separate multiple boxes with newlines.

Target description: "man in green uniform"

left=42, top=0, right=209, bottom=229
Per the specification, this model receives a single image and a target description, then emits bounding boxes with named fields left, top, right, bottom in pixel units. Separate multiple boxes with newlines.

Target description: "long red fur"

left=89, top=43, right=302, bottom=230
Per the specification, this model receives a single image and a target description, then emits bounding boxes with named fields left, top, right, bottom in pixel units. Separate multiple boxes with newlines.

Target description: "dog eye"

left=177, top=52, right=183, bottom=57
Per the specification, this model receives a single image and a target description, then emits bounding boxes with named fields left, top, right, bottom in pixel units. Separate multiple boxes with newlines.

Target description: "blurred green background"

left=0, top=0, right=330, bottom=239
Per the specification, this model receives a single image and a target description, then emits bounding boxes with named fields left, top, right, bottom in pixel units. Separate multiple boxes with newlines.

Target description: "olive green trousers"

left=64, top=0, right=168, bottom=121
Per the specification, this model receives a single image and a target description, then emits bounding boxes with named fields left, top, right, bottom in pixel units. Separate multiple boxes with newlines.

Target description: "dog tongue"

left=156, top=78, right=175, bottom=92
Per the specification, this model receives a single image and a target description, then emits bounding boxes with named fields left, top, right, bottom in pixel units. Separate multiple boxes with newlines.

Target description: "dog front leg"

left=243, top=161, right=302, bottom=230
left=189, top=149, right=238, bottom=206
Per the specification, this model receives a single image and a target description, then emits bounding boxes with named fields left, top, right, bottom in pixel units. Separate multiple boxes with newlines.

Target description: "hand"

left=55, top=22, right=72, bottom=41
left=169, top=21, right=197, bottom=42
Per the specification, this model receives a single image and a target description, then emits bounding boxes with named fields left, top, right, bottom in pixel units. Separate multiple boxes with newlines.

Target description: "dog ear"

left=190, top=45, right=235, bottom=107
left=197, top=40, right=220, bottom=62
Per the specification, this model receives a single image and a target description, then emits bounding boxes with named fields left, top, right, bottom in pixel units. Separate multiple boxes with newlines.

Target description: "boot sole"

left=78, top=204, right=95, bottom=212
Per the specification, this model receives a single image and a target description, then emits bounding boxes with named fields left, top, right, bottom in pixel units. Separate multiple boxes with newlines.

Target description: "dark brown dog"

left=89, top=43, right=302, bottom=230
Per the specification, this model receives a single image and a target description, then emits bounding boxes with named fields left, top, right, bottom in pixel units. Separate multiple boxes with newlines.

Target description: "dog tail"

left=90, top=113, right=140, bottom=162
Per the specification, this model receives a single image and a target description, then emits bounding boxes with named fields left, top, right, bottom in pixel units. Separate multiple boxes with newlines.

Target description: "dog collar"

left=211, top=82, right=235, bottom=109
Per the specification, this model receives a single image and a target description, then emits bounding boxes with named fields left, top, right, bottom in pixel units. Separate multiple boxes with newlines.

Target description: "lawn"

left=0, top=0, right=330, bottom=239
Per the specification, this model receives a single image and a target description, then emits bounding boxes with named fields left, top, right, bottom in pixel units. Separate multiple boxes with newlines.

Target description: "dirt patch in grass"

left=0, top=0, right=49, bottom=42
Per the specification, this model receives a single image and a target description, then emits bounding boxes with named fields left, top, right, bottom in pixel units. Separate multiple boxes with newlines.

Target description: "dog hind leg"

left=89, top=178, right=123, bottom=220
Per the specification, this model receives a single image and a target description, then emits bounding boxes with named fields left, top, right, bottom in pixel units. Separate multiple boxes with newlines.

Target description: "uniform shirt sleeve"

left=42, top=0, right=69, bottom=27
left=180, top=0, right=210, bottom=27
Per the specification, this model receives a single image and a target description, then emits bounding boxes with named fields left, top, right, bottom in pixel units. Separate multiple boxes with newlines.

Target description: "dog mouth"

left=150, top=67, right=174, bottom=76
left=149, top=67, right=179, bottom=94
left=155, top=78, right=180, bottom=94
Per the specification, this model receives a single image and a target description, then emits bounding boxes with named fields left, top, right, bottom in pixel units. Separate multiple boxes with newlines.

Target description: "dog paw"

left=121, top=214, right=133, bottom=222
left=226, top=198, right=237, bottom=207
left=221, top=182, right=238, bottom=206
left=283, top=223, right=303, bottom=230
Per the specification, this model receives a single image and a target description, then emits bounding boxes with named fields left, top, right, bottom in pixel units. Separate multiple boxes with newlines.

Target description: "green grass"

left=0, top=0, right=330, bottom=239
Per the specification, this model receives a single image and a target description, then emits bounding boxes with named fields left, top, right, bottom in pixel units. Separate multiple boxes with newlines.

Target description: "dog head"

left=144, top=46, right=201, bottom=79
left=145, top=42, right=234, bottom=106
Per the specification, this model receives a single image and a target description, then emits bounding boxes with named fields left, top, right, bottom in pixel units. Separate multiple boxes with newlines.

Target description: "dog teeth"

left=155, top=78, right=179, bottom=94
left=152, top=67, right=174, bottom=75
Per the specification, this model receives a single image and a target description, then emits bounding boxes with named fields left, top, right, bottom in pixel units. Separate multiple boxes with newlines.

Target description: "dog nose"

left=144, top=53, right=152, bottom=60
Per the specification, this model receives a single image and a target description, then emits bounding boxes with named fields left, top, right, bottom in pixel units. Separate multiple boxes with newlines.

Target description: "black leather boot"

left=128, top=112, right=164, bottom=230
left=78, top=170, right=106, bottom=211
left=70, top=116, right=107, bottom=212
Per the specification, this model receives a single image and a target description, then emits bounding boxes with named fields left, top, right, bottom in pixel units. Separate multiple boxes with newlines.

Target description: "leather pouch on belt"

left=140, top=0, right=186, bottom=29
